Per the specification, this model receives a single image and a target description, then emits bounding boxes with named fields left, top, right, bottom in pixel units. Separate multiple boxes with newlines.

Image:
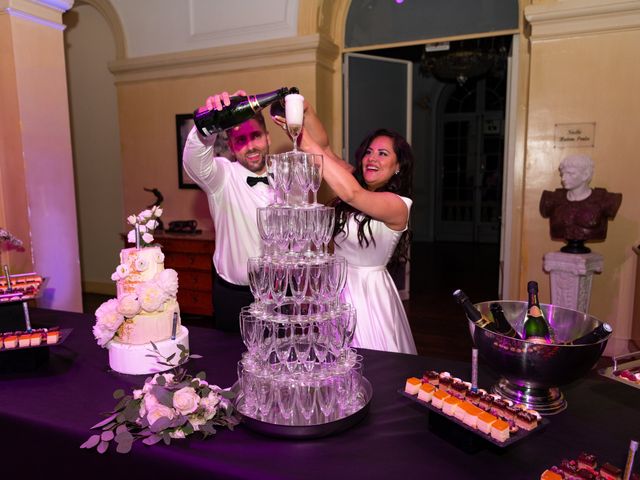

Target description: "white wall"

left=65, top=4, right=123, bottom=294
left=110, top=0, right=298, bottom=57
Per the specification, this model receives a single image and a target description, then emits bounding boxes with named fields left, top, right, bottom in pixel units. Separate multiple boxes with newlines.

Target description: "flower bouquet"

left=81, top=347, right=239, bottom=454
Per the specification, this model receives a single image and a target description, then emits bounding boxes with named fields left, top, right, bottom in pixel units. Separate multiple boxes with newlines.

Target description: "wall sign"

left=554, top=122, right=595, bottom=148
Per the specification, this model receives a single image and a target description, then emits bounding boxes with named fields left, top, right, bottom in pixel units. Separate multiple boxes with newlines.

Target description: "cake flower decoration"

left=80, top=349, right=239, bottom=454
left=126, top=206, right=163, bottom=247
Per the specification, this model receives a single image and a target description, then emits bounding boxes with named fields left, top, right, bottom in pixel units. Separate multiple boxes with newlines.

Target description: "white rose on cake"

left=111, top=263, right=130, bottom=281
left=136, top=282, right=168, bottom=312
left=173, top=386, right=200, bottom=415
left=155, top=269, right=179, bottom=297
left=94, top=298, right=125, bottom=346
left=154, top=251, right=165, bottom=263
left=117, top=294, right=141, bottom=317
left=135, top=257, right=149, bottom=272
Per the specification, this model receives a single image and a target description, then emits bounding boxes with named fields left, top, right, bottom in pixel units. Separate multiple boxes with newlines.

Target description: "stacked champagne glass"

left=235, top=95, right=369, bottom=427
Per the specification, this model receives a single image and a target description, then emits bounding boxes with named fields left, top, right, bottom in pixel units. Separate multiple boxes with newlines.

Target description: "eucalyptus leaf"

left=101, top=430, right=114, bottom=442
left=116, top=440, right=133, bottom=454
left=219, top=390, right=236, bottom=399
left=113, top=389, right=125, bottom=400
left=116, top=413, right=126, bottom=424
left=189, top=354, right=203, bottom=359
left=150, top=341, right=159, bottom=351
left=97, top=440, right=109, bottom=454
left=200, top=386, right=211, bottom=397
left=116, top=424, right=129, bottom=435
left=80, top=434, right=101, bottom=449
left=113, top=395, right=132, bottom=412
left=150, top=385, right=174, bottom=408
left=115, top=430, right=134, bottom=444
left=149, top=416, right=171, bottom=433
left=196, top=371, right=206, bottom=380
left=124, top=401, right=141, bottom=423
left=91, top=412, right=119, bottom=429
left=165, top=353, right=176, bottom=362
left=142, top=434, right=162, bottom=446
left=156, top=375, right=166, bottom=386
left=162, top=432, right=171, bottom=445
left=176, top=344, right=187, bottom=352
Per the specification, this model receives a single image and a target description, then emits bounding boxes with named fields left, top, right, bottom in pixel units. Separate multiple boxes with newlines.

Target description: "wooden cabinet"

left=154, top=231, right=215, bottom=316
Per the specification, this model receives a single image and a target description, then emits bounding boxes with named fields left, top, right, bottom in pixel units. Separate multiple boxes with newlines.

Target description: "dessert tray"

left=598, top=351, right=640, bottom=390
left=399, top=370, right=549, bottom=448
left=0, top=328, right=71, bottom=353
left=0, top=273, right=47, bottom=303
left=398, top=389, right=549, bottom=448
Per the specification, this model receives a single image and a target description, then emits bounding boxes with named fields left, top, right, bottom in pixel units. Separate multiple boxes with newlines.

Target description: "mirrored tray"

left=598, top=351, right=640, bottom=390
left=0, top=274, right=48, bottom=304
left=233, top=377, right=372, bottom=439
left=398, top=389, right=549, bottom=448
left=0, top=328, right=72, bottom=353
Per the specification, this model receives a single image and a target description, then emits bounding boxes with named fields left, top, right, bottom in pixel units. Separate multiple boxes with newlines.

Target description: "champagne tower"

left=234, top=134, right=371, bottom=434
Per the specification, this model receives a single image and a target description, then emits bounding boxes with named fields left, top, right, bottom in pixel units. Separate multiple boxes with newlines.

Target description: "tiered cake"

left=93, top=207, right=189, bottom=375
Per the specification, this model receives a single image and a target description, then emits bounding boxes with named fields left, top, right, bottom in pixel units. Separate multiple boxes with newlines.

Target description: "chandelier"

left=420, top=38, right=508, bottom=86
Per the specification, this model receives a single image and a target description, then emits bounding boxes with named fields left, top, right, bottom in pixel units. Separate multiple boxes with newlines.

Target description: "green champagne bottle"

left=453, top=289, right=499, bottom=333
left=194, top=87, right=299, bottom=137
left=523, top=281, right=552, bottom=344
left=489, top=302, right=522, bottom=339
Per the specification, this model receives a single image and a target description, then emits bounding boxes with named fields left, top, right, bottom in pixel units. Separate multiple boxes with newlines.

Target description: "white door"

left=343, top=53, right=413, bottom=299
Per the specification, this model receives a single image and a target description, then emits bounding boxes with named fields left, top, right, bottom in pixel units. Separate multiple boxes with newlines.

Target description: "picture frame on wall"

left=176, top=114, right=199, bottom=189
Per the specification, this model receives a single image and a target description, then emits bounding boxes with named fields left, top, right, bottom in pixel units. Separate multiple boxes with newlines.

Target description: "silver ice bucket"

left=469, top=301, right=610, bottom=415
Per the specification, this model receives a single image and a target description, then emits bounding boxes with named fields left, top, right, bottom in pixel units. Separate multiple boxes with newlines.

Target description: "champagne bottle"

left=489, top=302, right=522, bottom=339
left=194, top=87, right=299, bottom=137
left=566, top=322, right=612, bottom=345
left=453, top=289, right=499, bottom=333
left=523, top=281, right=552, bottom=344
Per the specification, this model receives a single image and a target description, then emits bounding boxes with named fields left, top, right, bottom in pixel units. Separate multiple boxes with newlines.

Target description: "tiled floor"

left=83, top=241, right=501, bottom=361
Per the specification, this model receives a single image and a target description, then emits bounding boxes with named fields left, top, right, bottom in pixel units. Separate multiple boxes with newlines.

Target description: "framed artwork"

left=176, top=114, right=199, bottom=189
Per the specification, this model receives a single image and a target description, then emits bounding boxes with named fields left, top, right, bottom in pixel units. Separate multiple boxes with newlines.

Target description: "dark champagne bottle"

left=193, top=87, right=299, bottom=137
left=489, top=302, right=522, bottom=339
left=453, top=289, right=499, bottom=333
left=523, top=281, right=552, bottom=344
left=567, top=322, right=612, bottom=345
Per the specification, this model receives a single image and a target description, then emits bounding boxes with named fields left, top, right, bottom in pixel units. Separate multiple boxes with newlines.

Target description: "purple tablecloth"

left=0, top=309, right=638, bottom=479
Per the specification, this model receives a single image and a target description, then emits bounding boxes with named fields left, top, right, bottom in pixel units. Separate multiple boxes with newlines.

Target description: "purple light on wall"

left=395, top=0, right=404, bottom=4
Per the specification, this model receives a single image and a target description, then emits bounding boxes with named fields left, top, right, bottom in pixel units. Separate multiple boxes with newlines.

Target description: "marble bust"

left=539, top=154, right=622, bottom=254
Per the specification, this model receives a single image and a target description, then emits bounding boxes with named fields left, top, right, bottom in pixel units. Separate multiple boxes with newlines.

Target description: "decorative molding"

left=108, top=33, right=340, bottom=84
left=75, top=0, right=126, bottom=59
left=187, top=0, right=297, bottom=47
left=1, top=0, right=73, bottom=29
left=525, top=0, right=640, bottom=41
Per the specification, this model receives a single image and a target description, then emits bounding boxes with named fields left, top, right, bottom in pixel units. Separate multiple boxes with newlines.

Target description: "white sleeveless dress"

left=333, top=196, right=417, bottom=354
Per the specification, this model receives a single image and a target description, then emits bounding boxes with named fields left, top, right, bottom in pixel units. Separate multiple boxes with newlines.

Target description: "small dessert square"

left=540, top=470, right=562, bottom=480
left=438, top=375, right=453, bottom=393
left=46, top=331, right=60, bottom=345
left=476, top=411, right=497, bottom=435
left=515, top=410, right=538, bottom=431
left=453, top=400, right=470, bottom=422
left=442, top=396, right=462, bottom=417
left=30, top=332, right=42, bottom=346
left=421, top=370, right=439, bottom=386
left=431, top=389, right=450, bottom=409
left=417, top=382, right=435, bottom=403
left=404, top=377, right=422, bottom=395
left=450, top=380, right=469, bottom=400
left=462, top=403, right=483, bottom=429
left=599, top=462, right=622, bottom=480
left=490, top=419, right=510, bottom=442
left=465, top=390, right=481, bottom=406
left=577, top=453, right=597, bottom=474
left=18, top=334, right=31, bottom=348
left=4, top=335, right=17, bottom=349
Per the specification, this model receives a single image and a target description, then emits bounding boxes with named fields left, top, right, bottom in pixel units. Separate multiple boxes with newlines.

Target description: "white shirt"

left=182, top=126, right=272, bottom=285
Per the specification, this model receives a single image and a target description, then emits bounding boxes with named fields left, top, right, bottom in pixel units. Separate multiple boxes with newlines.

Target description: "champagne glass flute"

left=275, top=377, right=296, bottom=424
left=285, top=93, right=304, bottom=152
left=256, top=375, right=275, bottom=422
left=288, top=259, right=308, bottom=315
left=310, top=156, right=323, bottom=205
left=275, top=156, right=293, bottom=206
left=269, top=259, right=288, bottom=306
left=294, top=153, right=312, bottom=206
left=265, top=154, right=280, bottom=206
left=296, top=381, right=316, bottom=425
left=317, top=377, right=336, bottom=421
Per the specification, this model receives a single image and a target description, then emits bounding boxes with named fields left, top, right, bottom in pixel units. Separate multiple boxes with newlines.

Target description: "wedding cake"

left=93, top=206, right=189, bottom=375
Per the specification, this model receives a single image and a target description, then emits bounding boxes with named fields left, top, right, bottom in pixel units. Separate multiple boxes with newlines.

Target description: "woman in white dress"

left=300, top=121, right=417, bottom=354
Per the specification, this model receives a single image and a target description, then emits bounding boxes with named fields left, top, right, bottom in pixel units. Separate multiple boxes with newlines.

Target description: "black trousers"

left=212, top=273, right=253, bottom=333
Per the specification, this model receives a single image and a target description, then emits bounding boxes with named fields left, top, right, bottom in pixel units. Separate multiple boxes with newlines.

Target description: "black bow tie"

left=246, top=176, right=269, bottom=187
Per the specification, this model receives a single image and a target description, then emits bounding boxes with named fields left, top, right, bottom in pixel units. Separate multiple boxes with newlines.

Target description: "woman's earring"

left=394, top=170, right=400, bottom=175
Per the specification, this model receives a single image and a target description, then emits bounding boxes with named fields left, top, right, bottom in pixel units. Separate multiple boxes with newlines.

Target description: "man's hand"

left=204, top=90, right=247, bottom=111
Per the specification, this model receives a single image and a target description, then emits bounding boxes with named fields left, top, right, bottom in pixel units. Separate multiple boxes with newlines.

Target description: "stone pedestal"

left=543, top=251, right=604, bottom=313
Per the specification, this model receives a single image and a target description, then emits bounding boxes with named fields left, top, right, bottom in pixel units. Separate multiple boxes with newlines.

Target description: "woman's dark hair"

left=332, top=128, right=413, bottom=269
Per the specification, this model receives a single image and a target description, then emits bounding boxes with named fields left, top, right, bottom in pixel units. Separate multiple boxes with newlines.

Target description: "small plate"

left=398, top=389, right=549, bottom=448
left=598, top=351, right=640, bottom=390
